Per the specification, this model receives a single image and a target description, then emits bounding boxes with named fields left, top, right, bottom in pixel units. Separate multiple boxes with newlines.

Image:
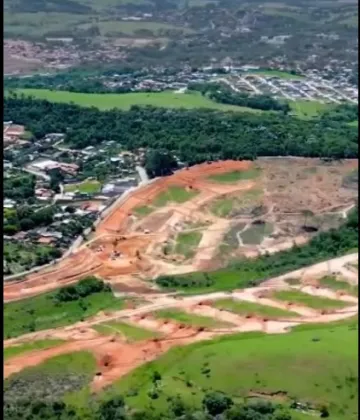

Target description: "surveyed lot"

left=93, top=321, right=158, bottom=342
left=271, top=289, right=351, bottom=310
left=213, top=298, right=298, bottom=319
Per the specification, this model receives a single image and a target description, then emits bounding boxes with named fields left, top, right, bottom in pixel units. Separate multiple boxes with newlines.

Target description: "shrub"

left=53, top=276, right=110, bottom=302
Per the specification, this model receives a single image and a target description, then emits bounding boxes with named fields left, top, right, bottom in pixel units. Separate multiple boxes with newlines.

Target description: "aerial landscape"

left=3, top=0, right=359, bottom=419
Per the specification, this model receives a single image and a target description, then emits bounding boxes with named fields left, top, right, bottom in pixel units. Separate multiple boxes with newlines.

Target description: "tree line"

left=4, top=390, right=321, bottom=420
left=4, top=204, right=59, bottom=236
left=4, top=95, right=358, bottom=165
left=54, top=277, right=110, bottom=302
left=188, top=82, right=291, bottom=113
left=4, top=172, right=36, bottom=201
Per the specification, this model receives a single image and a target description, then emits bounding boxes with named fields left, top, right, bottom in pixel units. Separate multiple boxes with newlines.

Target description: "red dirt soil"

left=4, top=323, right=212, bottom=392
left=4, top=161, right=253, bottom=302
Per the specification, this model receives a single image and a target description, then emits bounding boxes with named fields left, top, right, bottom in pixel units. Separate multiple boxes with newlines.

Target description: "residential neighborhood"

left=3, top=122, right=147, bottom=277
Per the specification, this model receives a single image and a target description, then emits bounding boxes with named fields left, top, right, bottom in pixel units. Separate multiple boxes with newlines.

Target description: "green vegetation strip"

left=213, top=299, right=298, bottom=319
left=4, top=339, right=64, bottom=361
left=318, top=276, right=358, bottom=297
left=4, top=278, right=125, bottom=339
left=64, top=180, right=101, bottom=194
left=208, top=168, right=261, bottom=183
left=133, top=186, right=198, bottom=217
left=174, top=231, right=202, bottom=259
left=272, top=289, right=350, bottom=310
left=107, top=319, right=357, bottom=420
left=154, top=308, right=231, bottom=328
left=93, top=321, right=158, bottom=341
left=133, top=205, right=153, bottom=217
left=153, top=186, right=199, bottom=207
left=14, top=89, right=263, bottom=113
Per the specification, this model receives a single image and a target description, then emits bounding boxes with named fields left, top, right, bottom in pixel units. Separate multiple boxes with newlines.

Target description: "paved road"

left=136, top=166, right=149, bottom=184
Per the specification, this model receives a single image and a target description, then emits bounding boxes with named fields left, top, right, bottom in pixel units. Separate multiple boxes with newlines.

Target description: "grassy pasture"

left=106, top=318, right=358, bottom=420
left=13, top=89, right=333, bottom=120
left=133, top=205, right=153, bottom=217
left=14, top=89, right=265, bottom=113
left=4, top=289, right=126, bottom=339
left=64, top=180, right=101, bottom=194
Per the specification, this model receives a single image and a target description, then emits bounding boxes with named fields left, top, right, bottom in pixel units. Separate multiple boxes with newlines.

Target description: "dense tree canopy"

left=4, top=393, right=300, bottom=420
left=188, top=82, right=291, bottom=113
left=4, top=173, right=36, bottom=201
left=145, top=149, right=179, bottom=178
left=4, top=95, right=358, bottom=165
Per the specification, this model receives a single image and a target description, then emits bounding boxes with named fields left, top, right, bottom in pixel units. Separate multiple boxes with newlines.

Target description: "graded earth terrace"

left=4, top=158, right=358, bottom=302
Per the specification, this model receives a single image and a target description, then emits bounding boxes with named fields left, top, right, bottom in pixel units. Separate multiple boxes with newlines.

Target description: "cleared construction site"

left=4, top=252, right=358, bottom=390
left=4, top=158, right=358, bottom=302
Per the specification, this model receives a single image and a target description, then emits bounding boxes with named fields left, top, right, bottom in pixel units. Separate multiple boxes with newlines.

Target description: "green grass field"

left=208, top=168, right=261, bottom=183
left=14, top=89, right=264, bottom=113
left=209, top=189, right=263, bottom=219
left=213, top=298, right=298, bottom=319
left=210, top=197, right=236, bottom=218
left=13, top=89, right=331, bottom=120
left=153, top=308, right=231, bottom=328
left=106, top=318, right=358, bottom=420
left=174, top=231, right=202, bottom=259
left=93, top=321, right=158, bottom=342
left=4, top=339, right=64, bottom=361
left=4, top=289, right=126, bottom=339
left=64, top=180, right=101, bottom=194
left=241, top=223, right=273, bottom=245
left=133, top=205, right=154, bottom=217
left=133, top=186, right=198, bottom=216
left=317, top=276, right=358, bottom=297
left=272, top=289, right=351, bottom=310
left=289, top=100, right=332, bottom=119
left=153, top=186, right=198, bottom=207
